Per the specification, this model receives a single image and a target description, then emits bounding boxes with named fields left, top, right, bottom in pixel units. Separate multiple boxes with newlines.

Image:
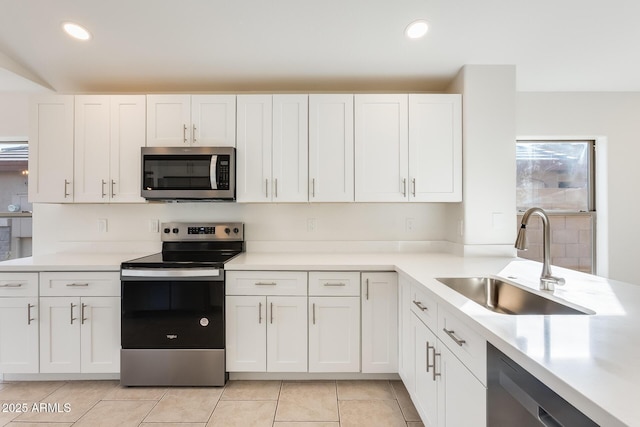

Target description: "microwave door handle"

left=210, top=155, right=218, bottom=190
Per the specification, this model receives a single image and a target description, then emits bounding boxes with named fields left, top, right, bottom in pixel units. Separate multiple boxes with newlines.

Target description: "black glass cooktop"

left=121, top=241, right=243, bottom=269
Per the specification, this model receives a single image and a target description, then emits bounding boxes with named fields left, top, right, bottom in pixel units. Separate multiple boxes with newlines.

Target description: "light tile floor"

left=0, top=379, right=425, bottom=427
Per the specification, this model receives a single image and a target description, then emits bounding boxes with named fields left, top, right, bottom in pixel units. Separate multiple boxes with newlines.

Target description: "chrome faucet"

left=515, top=207, right=565, bottom=291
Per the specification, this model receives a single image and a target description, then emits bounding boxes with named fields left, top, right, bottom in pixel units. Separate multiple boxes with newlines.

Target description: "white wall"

left=32, top=202, right=450, bottom=255
left=0, top=93, right=28, bottom=137
left=516, top=92, right=640, bottom=284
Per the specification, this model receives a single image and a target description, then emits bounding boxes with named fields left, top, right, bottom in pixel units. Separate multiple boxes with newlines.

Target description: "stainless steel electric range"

left=119, top=222, right=243, bottom=386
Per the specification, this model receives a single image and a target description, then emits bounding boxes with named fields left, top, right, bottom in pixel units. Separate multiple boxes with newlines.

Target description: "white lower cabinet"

left=0, top=297, right=39, bottom=373
left=39, top=296, right=120, bottom=374
left=361, top=272, right=398, bottom=373
left=225, top=295, right=308, bottom=372
left=401, top=277, right=487, bottom=427
left=308, top=296, right=360, bottom=372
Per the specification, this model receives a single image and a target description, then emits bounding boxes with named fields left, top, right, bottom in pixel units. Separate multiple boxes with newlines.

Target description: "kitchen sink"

left=435, top=277, right=593, bottom=315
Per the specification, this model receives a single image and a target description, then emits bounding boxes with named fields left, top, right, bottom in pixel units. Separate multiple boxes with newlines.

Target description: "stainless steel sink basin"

left=435, top=277, right=593, bottom=315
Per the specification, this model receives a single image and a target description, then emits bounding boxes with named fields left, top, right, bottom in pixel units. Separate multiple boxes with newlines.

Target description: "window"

left=0, top=140, right=32, bottom=261
left=516, top=140, right=596, bottom=274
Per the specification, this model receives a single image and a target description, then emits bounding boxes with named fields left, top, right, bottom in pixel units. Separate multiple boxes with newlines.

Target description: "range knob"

left=233, top=227, right=240, bottom=234
left=163, top=228, right=170, bottom=234
left=224, top=227, right=231, bottom=235
left=172, top=228, right=179, bottom=234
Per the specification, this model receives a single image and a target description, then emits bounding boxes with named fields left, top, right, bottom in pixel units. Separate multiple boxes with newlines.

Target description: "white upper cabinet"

left=147, top=94, right=235, bottom=147
left=28, top=95, right=75, bottom=203
left=355, top=94, right=462, bottom=202
left=355, top=94, right=408, bottom=202
left=74, top=95, right=145, bottom=203
left=308, top=94, right=354, bottom=202
left=236, top=94, right=308, bottom=202
left=408, top=94, right=462, bottom=202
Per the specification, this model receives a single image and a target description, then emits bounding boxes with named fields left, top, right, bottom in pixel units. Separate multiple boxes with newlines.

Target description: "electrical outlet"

left=98, top=218, right=108, bottom=233
left=148, top=219, right=159, bottom=233
left=307, top=218, right=317, bottom=232
left=405, top=217, right=415, bottom=232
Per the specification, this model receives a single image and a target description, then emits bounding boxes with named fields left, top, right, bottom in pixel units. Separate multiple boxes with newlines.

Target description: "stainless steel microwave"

left=141, top=146, right=235, bottom=201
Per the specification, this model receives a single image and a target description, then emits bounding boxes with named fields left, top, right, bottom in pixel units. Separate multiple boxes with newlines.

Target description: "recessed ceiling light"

left=405, top=20, right=429, bottom=39
left=62, top=22, right=91, bottom=41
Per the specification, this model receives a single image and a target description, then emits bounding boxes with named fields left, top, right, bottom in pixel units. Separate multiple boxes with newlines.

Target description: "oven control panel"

left=161, top=222, right=244, bottom=241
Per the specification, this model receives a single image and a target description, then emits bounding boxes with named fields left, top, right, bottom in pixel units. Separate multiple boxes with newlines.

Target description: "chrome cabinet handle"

left=402, top=178, right=407, bottom=197
left=426, top=341, right=431, bottom=372
left=274, top=179, right=278, bottom=198
left=183, top=124, right=188, bottom=143
left=66, top=283, right=89, bottom=287
left=312, top=303, right=316, bottom=325
left=70, top=303, right=77, bottom=325
left=365, top=278, right=370, bottom=300
left=258, top=302, right=262, bottom=324
left=412, top=178, right=416, bottom=197
left=0, top=283, right=23, bottom=288
left=81, top=303, right=87, bottom=325
left=101, top=180, right=107, bottom=198
left=270, top=302, right=274, bottom=324
left=64, top=179, right=71, bottom=198
left=311, top=178, right=315, bottom=197
left=27, top=303, right=35, bottom=325
left=255, top=282, right=276, bottom=286
left=192, top=124, right=197, bottom=143
left=111, top=180, right=116, bottom=198
left=432, top=349, right=441, bottom=381
left=265, top=179, right=269, bottom=198
left=323, top=282, right=346, bottom=287
left=443, top=328, right=466, bottom=347
left=412, top=300, right=427, bottom=311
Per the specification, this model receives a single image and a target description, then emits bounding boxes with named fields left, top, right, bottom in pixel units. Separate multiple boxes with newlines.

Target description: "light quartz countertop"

left=227, top=252, right=637, bottom=427
left=0, top=250, right=637, bottom=426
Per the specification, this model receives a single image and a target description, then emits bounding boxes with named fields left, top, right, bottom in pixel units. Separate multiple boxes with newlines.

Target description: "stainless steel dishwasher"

left=488, top=343, right=599, bottom=427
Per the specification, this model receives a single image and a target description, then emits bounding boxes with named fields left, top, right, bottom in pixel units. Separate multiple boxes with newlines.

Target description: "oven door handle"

left=121, top=268, right=222, bottom=279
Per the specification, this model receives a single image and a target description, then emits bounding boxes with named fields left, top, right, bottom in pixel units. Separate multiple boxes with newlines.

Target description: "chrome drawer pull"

left=323, top=282, right=346, bottom=287
left=255, top=282, right=277, bottom=286
left=66, top=283, right=90, bottom=287
left=443, top=328, right=466, bottom=347
left=0, top=283, right=23, bottom=288
left=412, top=300, right=427, bottom=311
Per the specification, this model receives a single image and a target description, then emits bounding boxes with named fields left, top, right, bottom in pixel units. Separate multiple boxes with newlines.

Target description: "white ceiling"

left=1, top=0, right=639, bottom=93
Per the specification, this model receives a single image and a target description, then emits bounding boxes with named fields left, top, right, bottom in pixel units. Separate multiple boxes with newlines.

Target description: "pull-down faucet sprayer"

left=515, top=207, right=565, bottom=291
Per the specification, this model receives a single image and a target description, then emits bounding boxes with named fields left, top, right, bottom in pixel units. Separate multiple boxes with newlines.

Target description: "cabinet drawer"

left=309, top=272, right=360, bottom=296
left=410, top=282, right=437, bottom=332
left=226, top=271, right=307, bottom=296
left=438, top=306, right=487, bottom=385
left=39, top=272, right=120, bottom=297
left=0, top=273, right=38, bottom=297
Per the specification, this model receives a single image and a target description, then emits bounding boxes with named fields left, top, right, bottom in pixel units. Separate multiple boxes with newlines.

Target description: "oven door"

left=141, top=146, right=235, bottom=200
left=121, top=269, right=225, bottom=349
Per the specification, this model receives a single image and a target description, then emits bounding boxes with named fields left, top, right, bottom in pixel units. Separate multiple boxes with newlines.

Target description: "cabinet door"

left=266, top=296, right=307, bottom=372
left=272, top=95, right=308, bottom=202
left=408, top=94, right=462, bottom=202
left=0, top=298, right=39, bottom=373
left=74, top=95, right=111, bottom=202
left=413, top=314, right=438, bottom=427
left=398, top=276, right=415, bottom=390
left=236, top=95, right=273, bottom=202
left=361, top=272, right=398, bottom=373
left=309, top=94, right=354, bottom=202
left=354, top=94, right=408, bottom=202
left=308, top=296, right=360, bottom=373
left=438, top=343, right=486, bottom=427
left=80, top=297, right=120, bottom=373
left=28, top=95, right=74, bottom=203
left=146, top=94, right=191, bottom=146
left=110, top=95, right=146, bottom=202
left=191, top=95, right=236, bottom=147
left=226, top=295, right=266, bottom=372
left=40, top=297, right=81, bottom=373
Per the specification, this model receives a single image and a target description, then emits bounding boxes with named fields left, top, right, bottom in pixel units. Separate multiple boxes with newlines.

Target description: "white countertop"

left=0, top=252, right=148, bottom=271
left=227, top=252, right=637, bottom=427
left=1, top=250, right=636, bottom=425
